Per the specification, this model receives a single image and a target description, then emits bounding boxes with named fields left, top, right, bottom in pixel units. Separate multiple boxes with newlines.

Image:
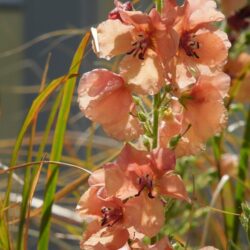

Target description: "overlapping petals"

left=91, top=2, right=178, bottom=94
left=78, top=69, right=143, bottom=141
left=102, top=144, right=189, bottom=201
left=160, top=72, right=230, bottom=156
left=161, top=0, right=230, bottom=87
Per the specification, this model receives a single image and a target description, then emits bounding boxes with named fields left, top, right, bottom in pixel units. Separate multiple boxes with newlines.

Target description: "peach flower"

left=91, top=1, right=178, bottom=94
left=76, top=186, right=165, bottom=248
left=162, top=0, right=230, bottom=87
left=100, top=144, right=189, bottom=201
left=78, top=69, right=143, bottom=141
left=160, top=72, right=230, bottom=156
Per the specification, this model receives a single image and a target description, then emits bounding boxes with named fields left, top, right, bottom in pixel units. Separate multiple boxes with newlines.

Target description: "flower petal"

left=116, top=144, right=149, bottom=168
left=82, top=224, right=129, bottom=250
left=157, top=173, right=190, bottom=202
left=78, top=69, right=141, bottom=141
left=104, top=163, right=138, bottom=199
left=188, top=0, right=225, bottom=29
left=124, top=193, right=164, bottom=237
left=88, top=169, right=105, bottom=187
left=200, top=72, right=230, bottom=98
left=177, top=77, right=228, bottom=156
left=76, top=187, right=103, bottom=218
left=102, top=104, right=143, bottom=141
left=193, top=28, right=230, bottom=67
left=119, top=10, right=152, bottom=32
left=93, top=19, right=135, bottom=59
left=151, top=148, right=176, bottom=173
left=119, top=49, right=165, bottom=95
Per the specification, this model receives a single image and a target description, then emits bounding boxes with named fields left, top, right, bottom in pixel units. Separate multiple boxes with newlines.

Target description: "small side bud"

left=137, top=112, right=147, bottom=122
left=168, top=134, right=181, bottom=150
left=132, top=96, right=141, bottom=106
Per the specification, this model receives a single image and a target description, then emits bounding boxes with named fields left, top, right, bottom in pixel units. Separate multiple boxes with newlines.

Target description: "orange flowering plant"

left=75, top=0, right=233, bottom=249
left=1, top=0, right=250, bottom=249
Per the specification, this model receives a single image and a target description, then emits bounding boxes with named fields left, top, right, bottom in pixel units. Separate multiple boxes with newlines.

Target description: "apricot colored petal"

left=188, top=0, right=224, bottom=29
left=102, top=105, right=143, bottom=141
left=161, top=0, right=186, bottom=26
left=157, top=173, right=190, bottom=202
left=82, top=225, right=129, bottom=250
left=78, top=69, right=141, bottom=140
left=185, top=83, right=227, bottom=141
left=76, top=187, right=103, bottom=218
left=154, top=28, right=179, bottom=66
left=149, top=8, right=166, bottom=30
left=104, top=163, right=138, bottom=199
left=124, top=193, right=164, bottom=237
left=179, top=81, right=228, bottom=156
left=119, top=49, right=165, bottom=95
left=93, top=19, right=135, bottom=59
left=80, top=220, right=104, bottom=250
left=86, top=88, right=132, bottom=124
left=117, top=144, right=149, bottom=168
left=119, top=10, right=152, bottom=31
left=88, top=169, right=105, bottom=187
left=200, top=72, right=230, bottom=98
left=175, top=61, right=197, bottom=88
left=193, top=29, right=230, bottom=67
left=175, top=131, right=206, bottom=157
left=78, top=69, right=123, bottom=116
left=151, top=148, right=176, bottom=173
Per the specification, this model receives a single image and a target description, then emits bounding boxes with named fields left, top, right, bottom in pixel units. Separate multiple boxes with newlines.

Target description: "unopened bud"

left=137, top=112, right=147, bottom=122
left=168, top=134, right=181, bottom=150
left=132, top=96, right=141, bottom=106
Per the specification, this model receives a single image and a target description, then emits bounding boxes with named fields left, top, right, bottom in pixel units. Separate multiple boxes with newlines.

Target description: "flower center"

left=127, top=34, right=150, bottom=60
left=136, top=174, right=154, bottom=198
left=101, top=206, right=123, bottom=227
left=180, top=32, right=200, bottom=59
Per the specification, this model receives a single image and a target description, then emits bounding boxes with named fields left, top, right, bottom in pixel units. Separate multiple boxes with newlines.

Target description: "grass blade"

left=38, top=32, right=90, bottom=250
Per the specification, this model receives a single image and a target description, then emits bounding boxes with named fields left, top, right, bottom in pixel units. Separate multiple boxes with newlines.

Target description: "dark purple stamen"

left=136, top=174, right=155, bottom=199
left=101, top=206, right=123, bottom=227
left=180, top=32, right=200, bottom=59
left=127, top=34, right=149, bottom=60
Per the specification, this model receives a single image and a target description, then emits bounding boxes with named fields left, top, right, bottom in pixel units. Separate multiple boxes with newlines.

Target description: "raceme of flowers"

left=76, top=0, right=230, bottom=249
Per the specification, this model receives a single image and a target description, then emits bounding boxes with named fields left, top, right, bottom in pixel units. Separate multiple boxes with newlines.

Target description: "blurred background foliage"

left=0, top=0, right=250, bottom=249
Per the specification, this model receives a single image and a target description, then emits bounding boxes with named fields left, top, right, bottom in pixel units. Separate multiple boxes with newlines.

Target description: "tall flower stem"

left=152, top=0, right=162, bottom=150
left=154, top=0, right=163, bottom=12
left=152, top=93, right=160, bottom=149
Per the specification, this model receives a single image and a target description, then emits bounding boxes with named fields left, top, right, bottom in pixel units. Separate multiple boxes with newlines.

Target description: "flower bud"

left=168, top=134, right=181, bottom=150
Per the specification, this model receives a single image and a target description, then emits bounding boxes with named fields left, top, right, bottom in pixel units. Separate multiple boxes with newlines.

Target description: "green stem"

left=211, top=136, right=228, bottom=239
left=152, top=93, right=160, bottom=149
left=154, top=0, right=163, bottom=12
left=231, top=107, right=250, bottom=247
